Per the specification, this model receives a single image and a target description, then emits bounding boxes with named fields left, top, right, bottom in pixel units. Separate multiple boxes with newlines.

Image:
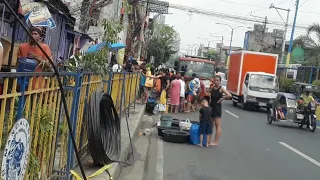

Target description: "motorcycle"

left=296, top=102, right=317, bottom=132
left=267, top=91, right=318, bottom=133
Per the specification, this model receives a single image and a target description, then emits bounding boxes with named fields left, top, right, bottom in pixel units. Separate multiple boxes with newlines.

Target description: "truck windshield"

left=249, top=74, right=278, bottom=90
left=180, top=61, right=215, bottom=78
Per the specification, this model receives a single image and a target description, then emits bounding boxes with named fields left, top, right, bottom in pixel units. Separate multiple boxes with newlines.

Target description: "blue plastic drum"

left=17, top=58, right=38, bottom=87
left=189, top=124, right=207, bottom=146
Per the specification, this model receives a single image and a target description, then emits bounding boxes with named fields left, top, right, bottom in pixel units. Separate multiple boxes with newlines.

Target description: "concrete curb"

left=72, top=103, right=146, bottom=180
left=110, top=104, right=146, bottom=180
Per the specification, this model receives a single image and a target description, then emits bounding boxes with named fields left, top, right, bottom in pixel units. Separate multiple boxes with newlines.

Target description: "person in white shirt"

left=192, top=73, right=200, bottom=92
left=112, top=63, right=122, bottom=72
left=192, top=73, right=201, bottom=109
left=0, top=41, right=3, bottom=71
left=179, top=76, right=186, bottom=112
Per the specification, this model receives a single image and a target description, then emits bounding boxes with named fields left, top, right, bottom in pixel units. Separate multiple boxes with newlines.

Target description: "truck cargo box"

left=227, top=51, right=278, bottom=96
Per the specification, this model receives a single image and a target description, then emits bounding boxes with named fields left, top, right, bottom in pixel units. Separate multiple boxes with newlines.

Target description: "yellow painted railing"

left=0, top=71, right=140, bottom=179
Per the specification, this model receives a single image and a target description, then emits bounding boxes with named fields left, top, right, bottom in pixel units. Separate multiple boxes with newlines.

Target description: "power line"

left=165, top=2, right=310, bottom=30
left=217, top=0, right=319, bottom=16
left=299, top=0, right=309, bottom=7
left=218, top=0, right=265, bottom=8
left=275, top=0, right=288, bottom=6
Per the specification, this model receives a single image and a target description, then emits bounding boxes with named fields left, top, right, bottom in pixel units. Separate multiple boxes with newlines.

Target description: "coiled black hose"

left=86, top=90, right=134, bottom=165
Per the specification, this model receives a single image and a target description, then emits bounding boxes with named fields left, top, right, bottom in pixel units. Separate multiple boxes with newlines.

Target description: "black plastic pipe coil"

left=86, top=90, right=121, bottom=165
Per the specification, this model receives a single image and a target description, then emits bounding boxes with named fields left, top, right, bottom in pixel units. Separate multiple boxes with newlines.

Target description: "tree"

left=147, top=23, right=179, bottom=66
left=203, top=49, right=217, bottom=60
left=294, top=23, right=320, bottom=66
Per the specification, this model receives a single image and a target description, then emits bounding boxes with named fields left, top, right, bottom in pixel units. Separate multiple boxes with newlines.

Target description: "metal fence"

left=0, top=71, right=140, bottom=179
left=277, top=66, right=320, bottom=84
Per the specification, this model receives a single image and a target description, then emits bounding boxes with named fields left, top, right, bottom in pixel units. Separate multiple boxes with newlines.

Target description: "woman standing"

left=169, top=75, right=181, bottom=113
left=179, top=77, right=186, bottom=112
left=144, top=67, right=154, bottom=102
left=209, top=75, right=231, bottom=146
left=185, top=78, right=195, bottom=112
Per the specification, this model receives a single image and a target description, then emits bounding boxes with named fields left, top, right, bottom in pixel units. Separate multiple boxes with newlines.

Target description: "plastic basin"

left=157, top=126, right=179, bottom=137
left=162, top=130, right=189, bottom=143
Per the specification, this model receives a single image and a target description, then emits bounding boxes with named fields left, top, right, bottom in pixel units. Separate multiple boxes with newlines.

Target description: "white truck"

left=227, top=51, right=279, bottom=110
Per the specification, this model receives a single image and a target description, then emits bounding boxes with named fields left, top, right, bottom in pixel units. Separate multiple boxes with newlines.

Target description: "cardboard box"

left=1, top=37, right=20, bottom=67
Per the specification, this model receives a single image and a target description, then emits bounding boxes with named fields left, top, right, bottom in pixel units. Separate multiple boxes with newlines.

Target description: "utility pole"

left=215, top=23, right=250, bottom=68
left=210, top=34, right=224, bottom=61
left=137, top=0, right=149, bottom=61
left=260, top=16, right=267, bottom=52
left=197, top=37, right=217, bottom=57
left=286, top=0, right=300, bottom=67
left=270, top=3, right=290, bottom=64
left=228, top=29, right=234, bottom=64
left=250, top=13, right=268, bottom=52
left=220, top=36, right=224, bottom=61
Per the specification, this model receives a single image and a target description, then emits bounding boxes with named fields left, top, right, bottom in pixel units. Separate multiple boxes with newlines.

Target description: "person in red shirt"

left=17, top=27, right=52, bottom=89
left=18, top=27, right=52, bottom=71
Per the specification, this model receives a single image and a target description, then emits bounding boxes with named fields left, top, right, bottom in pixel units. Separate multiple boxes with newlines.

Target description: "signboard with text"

left=20, top=1, right=56, bottom=29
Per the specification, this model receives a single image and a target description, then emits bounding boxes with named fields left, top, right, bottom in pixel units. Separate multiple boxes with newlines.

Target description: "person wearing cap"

left=299, top=88, right=319, bottom=107
left=123, top=56, right=134, bottom=72
left=17, top=26, right=52, bottom=72
left=17, top=27, right=52, bottom=89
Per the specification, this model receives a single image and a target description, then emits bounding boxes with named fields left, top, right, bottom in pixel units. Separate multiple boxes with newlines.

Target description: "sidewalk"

left=72, top=103, right=146, bottom=180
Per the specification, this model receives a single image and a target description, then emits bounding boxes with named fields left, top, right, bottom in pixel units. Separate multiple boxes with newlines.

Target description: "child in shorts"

left=198, top=98, right=213, bottom=147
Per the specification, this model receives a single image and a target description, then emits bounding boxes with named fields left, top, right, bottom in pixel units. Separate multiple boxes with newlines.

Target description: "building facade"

left=243, top=24, right=284, bottom=52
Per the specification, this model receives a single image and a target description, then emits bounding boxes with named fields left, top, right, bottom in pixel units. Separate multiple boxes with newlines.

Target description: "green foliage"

left=203, top=49, right=217, bottom=59
left=123, top=0, right=133, bottom=14
left=68, top=19, right=123, bottom=74
left=312, top=80, right=320, bottom=98
left=279, top=78, right=296, bottom=93
left=28, top=107, right=54, bottom=178
left=147, top=23, right=179, bottom=66
left=79, top=49, right=109, bottom=74
left=312, top=79, right=320, bottom=86
left=102, top=19, right=123, bottom=43
left=294, top=23, right=320, bottom=66
left=167, top=54, right=179, bottom=66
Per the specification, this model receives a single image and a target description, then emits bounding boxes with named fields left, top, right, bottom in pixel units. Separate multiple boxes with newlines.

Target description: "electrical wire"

left=2, top=0, right=87, bottom=179
left=85, top=90, right=135, bottom=166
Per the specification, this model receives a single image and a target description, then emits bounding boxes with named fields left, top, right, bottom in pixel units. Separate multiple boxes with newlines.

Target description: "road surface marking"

left=279, top=142, right=320, bottom=168
left=225, top=110, right=239, bottom=118
left=156, top=138, right=164, bottom=180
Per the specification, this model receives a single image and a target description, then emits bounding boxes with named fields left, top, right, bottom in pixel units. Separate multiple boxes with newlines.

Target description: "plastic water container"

left=160, top=115, right=173, bottom=127
left=17, top=58, right=38, bottom=87
left=189, top=124, right=207, bottom=146
left=17, top=58, right=38, bottom=72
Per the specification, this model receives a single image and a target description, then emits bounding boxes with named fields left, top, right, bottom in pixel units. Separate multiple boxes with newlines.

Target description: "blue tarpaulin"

left=85, top=42, right=126, bottom=53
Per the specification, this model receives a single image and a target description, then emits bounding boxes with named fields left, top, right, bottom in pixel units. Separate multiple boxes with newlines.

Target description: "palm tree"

left=294, top=23, right=320, bottom=66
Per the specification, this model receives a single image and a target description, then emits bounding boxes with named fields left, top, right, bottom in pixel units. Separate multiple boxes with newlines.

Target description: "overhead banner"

left=20, top=1, right=56, bottom=29
left=19, top=0, right=33, bottom=15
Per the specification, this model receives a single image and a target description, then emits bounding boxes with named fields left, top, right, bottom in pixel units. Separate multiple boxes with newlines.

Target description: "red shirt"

left=18, top=42, right=52, bottom=72
left=199, top=81, right=206, bottom=98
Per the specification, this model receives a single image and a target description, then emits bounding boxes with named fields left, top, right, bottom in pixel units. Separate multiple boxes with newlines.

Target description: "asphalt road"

left=145, top=101, right=320, bottom=180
